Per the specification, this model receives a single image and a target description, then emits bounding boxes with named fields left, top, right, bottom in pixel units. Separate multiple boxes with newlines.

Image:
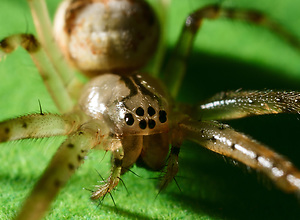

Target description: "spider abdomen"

left=54, top=0, right=160, bottom=76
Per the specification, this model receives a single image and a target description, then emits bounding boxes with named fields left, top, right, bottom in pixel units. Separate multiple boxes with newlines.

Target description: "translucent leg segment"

left=15, top=120, right=102, bottom=220
left=159, top=146, right=180, bottom=190
left=164, top=4, right=300, bottom=98
left=90, top=141, right=124, bottom=200
left=0, top=112, right=84, bottom=142
left=194, top=90, right=300, bottom=120
left=179, top=118, right=300, bottom=194
left=27, top=0, right=77, bottom=87
left=0, top=34, right=73, bottom=113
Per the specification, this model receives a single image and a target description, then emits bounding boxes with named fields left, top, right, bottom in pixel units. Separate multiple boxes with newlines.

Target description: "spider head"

left=53, top=0, right=160, bottom=76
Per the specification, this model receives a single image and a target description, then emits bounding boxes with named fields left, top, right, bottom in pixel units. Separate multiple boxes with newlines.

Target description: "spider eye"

left=159, top=110, right=167, bottom=123
left=139, top=120, right=147, bottom=129
left=147, top=106, right=156, bottom=116
left=136, top=107, right=144, bottom=116
left=125, top=113, right=134, bottom=126
left=148, top=119, right=156, bottom=129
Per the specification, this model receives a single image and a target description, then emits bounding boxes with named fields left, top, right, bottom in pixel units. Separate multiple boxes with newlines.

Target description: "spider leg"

left=149, top=0, right=171, bottom=77
left=27, top=0, right=78, bottom=90
left=192, top=90, right=300, bottom=120
left=0, top=111, right=85, bottom=142
left=14, top=119, right=105, bottom=220
left=159, top=146, right=180, bottom=190
left=90, top=140, right=124, bottom=200
left=164, top=4, right=300, bottom=98
left=177, top=118, right=300, bottom=195
left=0, top=34, right=73, bottom=113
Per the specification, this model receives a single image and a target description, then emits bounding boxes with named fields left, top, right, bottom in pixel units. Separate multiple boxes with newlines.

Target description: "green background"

left=1, top=0, right=300, bottom=219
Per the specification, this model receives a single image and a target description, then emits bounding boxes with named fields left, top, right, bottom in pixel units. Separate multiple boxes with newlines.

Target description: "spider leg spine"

left=15, top=119, right=110, bottom=220
left=91, top=140, right=124, bottom=200
left=179, top=118, right=300, bottom=194
left=0, top=112, right=84, bottom=142
left=196, top=90, right=300, bottom=120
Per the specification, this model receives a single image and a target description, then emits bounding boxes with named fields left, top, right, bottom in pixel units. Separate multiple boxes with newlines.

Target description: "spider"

left=1, top=0, right=300, bottom=219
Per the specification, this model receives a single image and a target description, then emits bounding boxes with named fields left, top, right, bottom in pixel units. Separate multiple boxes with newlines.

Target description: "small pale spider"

left=1, top=0, right=300, bottom=219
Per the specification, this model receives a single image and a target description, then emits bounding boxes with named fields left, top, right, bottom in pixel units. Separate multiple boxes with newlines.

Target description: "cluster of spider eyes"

left=124, top=106, right=167, bottom=129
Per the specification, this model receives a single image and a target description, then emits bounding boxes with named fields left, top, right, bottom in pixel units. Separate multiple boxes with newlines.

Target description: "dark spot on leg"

left=231, top=144, right=236, bottom=150
left=4, top=127, right=10, bottom=134
left=54, top=179, right=61, bottom=188
left=67, top=143, right=74, bottom=149
left=78, top=155, right=84, bottom=162
left=22, top=122, right=28, bottom=128
left=81, top=150, right=86, bottom=153
left=209, top=136, right=217, bottom=142
left=79, top=131, right=84, bottom=135
left=21, top=34, right=40, bottom=52
left=171, top=146, right=180, bottom=156
left=255, top=154, right=260, bottom=161
left=114, top=158, right=123, bottom=167
left=0, top=39, right=8, bottom=49
left=68, top=163, right=75, bottom=170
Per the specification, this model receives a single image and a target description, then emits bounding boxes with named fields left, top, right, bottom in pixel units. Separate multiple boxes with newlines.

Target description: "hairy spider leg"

left=195, top=90, right=300, bottom=120
left=0, top=0, right=86, bottom=113
left=14, top=119, right=105, bottom=220
left=177, top=119, right=300, bottom=195
left=0, top=112, right=84, bottom=142
left=91, top=144, right=124, bottom=200
left=0, top=112, right=123, bottom=220
left=0, top=34, right=73, bottom=113
left=164, top=4, right=300, bottom=98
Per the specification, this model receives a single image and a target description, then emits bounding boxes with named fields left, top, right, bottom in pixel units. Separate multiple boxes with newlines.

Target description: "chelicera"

left=1, top=0, right=300, bottom=219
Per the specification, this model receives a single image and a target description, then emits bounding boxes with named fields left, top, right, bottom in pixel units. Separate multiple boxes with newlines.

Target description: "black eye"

left=139, top=120, right=147, bottom=129
left=125, top=113, right=134, bottom=126
left=148, top=119, right=156, bottom=129
left=147, top=106, right=156, bottom=116
left=159, top=110, right=167, bottom=123
left=136, top=107, right=144, bottom=116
